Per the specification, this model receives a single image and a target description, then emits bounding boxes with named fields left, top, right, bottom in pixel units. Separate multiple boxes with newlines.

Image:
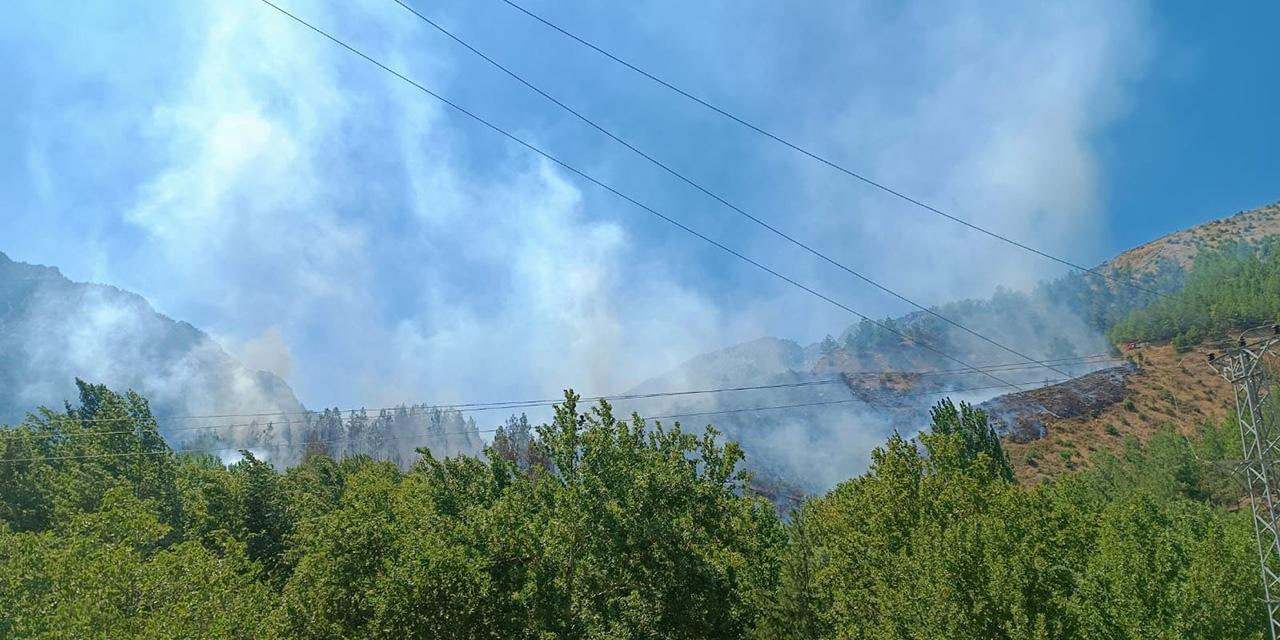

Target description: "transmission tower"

left=1209, top=326, right=1280, bottom=639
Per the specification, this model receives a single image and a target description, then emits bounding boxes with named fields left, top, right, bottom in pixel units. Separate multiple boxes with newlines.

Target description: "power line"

left=0, top=378, right=1072, bottom=464
left=255, top=0, right=1026, bottom=394
left=647, top=379, right=1068, bottom=420
left=0, top=420, right=499, bottom=465
left=873, top=353, right=1119, bottom=378
left=10, top=352, right=1121, bottom=433
left=493, top=0, right=1176, bottom=302
left=1, top=378, right=846, bottom=432
left=0, top=354, right=1123, bottom=444
left=388, top=0, right=1076, bottom=382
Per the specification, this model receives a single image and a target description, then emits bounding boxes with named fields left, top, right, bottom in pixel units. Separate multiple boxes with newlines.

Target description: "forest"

left=822, top=254, right=1184, bottom=372
left=1111, top=238, right=1280, bottom=349
left=0, top=380, right=1265, bottom=638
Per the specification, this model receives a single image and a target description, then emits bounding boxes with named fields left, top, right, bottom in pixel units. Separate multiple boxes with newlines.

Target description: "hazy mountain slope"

left=629, top=279, right=1126, bottom=491
left=0, top=251, right=304, bottom=426
left=636, top=200, right=1279, bottom=490
left=626, top=337, right=808, bottom=393
left=0, top=251, right=485, bottom=466
left=6, top=200, right=1275, bottom=483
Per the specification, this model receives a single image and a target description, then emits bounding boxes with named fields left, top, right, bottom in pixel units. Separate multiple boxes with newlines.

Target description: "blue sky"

left=1, top=0, right=1276, bottom=410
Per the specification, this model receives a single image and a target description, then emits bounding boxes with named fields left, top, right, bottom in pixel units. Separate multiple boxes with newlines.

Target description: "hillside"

left=1101, top=202, right=1280, bottom=275
left=993, top=343, right=1236, bottom=483
left=982, top=201, right=1280, bottom=482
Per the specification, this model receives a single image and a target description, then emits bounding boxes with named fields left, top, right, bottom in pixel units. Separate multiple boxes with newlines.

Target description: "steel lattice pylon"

left=1211, top=334, right=1280, bottom=639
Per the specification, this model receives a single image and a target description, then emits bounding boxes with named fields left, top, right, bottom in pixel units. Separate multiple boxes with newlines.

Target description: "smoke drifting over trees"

left=0, top=382, right=1263, bottom=637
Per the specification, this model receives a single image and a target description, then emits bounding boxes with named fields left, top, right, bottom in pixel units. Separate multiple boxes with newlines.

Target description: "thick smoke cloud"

left=1, top=0, right=1151, bottom=480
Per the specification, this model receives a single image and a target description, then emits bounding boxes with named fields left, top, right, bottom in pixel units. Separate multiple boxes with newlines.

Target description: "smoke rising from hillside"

left=1, top=0, right=1151, bottom=481
left=619, top=286, right=1122, bottom=491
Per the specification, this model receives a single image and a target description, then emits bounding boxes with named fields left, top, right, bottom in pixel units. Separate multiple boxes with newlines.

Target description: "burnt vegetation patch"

left=981, top=363, right=1138, bottom=443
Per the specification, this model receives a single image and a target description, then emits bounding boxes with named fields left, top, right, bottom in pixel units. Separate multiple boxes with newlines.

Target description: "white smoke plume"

left=1, top=0, right=1153, bottom=481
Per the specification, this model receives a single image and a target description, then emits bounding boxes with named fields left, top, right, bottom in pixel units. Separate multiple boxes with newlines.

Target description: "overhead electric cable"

left=0, top=420, right=504, bottom=465
left=1, top=353, right=1123, bottom=444
left=493, top=0, right=1176, bottom=302
left=646, top=379, right=1069, bottom=420
left=0, top=378, right=1072, bottom=464
left=388, top=0, right=1077, bottom=381
left=28, top=351, right=1118, bottom=425
left=0, top=352, right=1121, bottom=438
left=255, top=0, right=1026, bottom=393
left=881, top=353, right=1119, bottom=378
left=0, top=378, right=845, bottom=432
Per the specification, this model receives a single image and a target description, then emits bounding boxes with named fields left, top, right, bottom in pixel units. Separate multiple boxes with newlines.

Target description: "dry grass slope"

left=1002, top=343, right=1241, bottom=484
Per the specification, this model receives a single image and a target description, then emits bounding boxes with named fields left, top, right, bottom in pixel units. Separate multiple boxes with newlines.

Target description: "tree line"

left=818, top=257, right=1183, bottom=372
left=0, top=381, right=1265, bottom=638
